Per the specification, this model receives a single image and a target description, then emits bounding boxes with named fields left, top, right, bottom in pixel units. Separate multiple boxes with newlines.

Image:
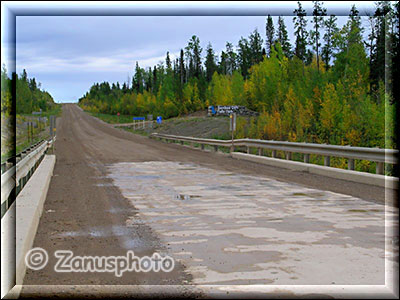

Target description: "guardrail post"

left=258, top=148, right=262, bottom=156
left=201, top=144, right=205, bottom=150
left=348, top=159, right=355, bottom=170
left=247, top=146, right=250, bottom=154
left=272, top=150, right=277, bottom=158
left=285, top=152, right=292, bottom=160
left=324, top=156, right=331, bottom=166
left=213, top=145, right=218, bottom=152
left=376, top=162, right=384, bottom=175
left=180, top=141, right=184, bottom=145
left=304, top=154, right=310, bottom=163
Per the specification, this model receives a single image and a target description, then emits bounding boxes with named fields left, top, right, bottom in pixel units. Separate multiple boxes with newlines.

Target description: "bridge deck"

left=20, top=104, right=397, bottom=296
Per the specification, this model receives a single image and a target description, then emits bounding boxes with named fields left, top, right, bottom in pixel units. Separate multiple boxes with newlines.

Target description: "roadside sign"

left=133, top=117, right=145, bottom=121
left=229, top=113, right=236, bottom=132
left=117, top=112, right=120, bottom=116
left=156, top=116, right=162, bottom=124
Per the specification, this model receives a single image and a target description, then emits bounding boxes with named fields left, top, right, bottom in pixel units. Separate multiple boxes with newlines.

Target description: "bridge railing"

left=1, top=137, right=56, bottom=218
left=149, top=133, right=398, bottom=175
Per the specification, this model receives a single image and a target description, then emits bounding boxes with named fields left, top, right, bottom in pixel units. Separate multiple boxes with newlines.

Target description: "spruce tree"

left=185, top=35, right=203, bottom=79
left=265, top=15, right=275, bottom=57
left=205, top=42, right=217, bottom=81
left=293, top=1, right=308, bottom=62
left=237, top=37, right=251, bottom=78
left=165, top=51, right=172, bottom=70
left=225, top=42, right=237, bottom=75
left=276, top=16, right=291, bottom=58
left=309, top=1, right=327, bottom=73
left=179, top=49, right=185, bottom=85
left=249, top=29, right=264, bottom=65
left=322, top=15, right=338, bottom=70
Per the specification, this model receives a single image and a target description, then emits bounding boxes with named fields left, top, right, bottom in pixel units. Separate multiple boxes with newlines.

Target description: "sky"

left=8, top=2, right=377, bottom=103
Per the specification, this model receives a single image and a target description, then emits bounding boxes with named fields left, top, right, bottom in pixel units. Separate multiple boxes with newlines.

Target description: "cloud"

left=13, top=8, right=374, bottom=102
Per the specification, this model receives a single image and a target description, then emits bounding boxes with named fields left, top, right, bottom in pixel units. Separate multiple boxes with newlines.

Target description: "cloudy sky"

left=10, top=2, right=376, bottom=103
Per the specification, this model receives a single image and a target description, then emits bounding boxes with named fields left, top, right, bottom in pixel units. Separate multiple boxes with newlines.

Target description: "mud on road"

left=20, top=104, right=394, bottom=297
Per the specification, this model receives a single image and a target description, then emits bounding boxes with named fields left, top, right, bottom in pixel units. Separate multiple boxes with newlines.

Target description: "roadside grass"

left=1, top=106, right=59, bottom=163
left=119, top=127, right=150, bottom=137
left=1, top=125, right=50, bottom=164
left=210, top=132, right=231, bottom=140
left=19, top=104, right=62, bottom=120
left=88, top=112, right=135, bottom=124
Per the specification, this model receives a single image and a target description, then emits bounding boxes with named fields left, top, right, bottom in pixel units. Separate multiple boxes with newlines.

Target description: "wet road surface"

left=19, top=104, right=398, bottom=298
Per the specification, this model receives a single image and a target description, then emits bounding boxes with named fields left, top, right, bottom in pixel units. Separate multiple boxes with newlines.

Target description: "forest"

left=1, top=67, right=56, bottom=116
left=78, top=1, right=398, bottom=150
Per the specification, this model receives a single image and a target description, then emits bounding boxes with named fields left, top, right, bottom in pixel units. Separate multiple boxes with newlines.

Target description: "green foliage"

left=78, top=4, right=396, bottom=152
left=1, top=67, right=56, bottom=115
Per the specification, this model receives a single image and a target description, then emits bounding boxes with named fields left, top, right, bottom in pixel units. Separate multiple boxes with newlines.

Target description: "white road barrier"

left=1, top=137, right=56, bottom=298
left=150, top=133, right=398, bottom=189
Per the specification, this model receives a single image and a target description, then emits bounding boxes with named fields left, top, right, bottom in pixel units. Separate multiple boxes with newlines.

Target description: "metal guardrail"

left=1, top=137, right=56, bottom=218
left=113, top=120, right=154, bottom=127
left=113, top=120, right=155, bottom=130
left=1, top=140, right=46, bottom=174
left=150, top=133, right=398, bottom=175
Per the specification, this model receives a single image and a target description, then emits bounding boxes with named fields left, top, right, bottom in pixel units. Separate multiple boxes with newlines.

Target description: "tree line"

left=1, top=67, right=56, bottom=116
left=78, top=1, right=398, bottom=149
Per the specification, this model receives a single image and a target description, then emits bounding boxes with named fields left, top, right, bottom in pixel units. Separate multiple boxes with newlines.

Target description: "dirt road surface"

left=19, top=104, right=396, bottom=298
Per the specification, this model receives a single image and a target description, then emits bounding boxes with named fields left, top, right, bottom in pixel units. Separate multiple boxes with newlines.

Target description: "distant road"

left=20, top=104, right=395, bottom=297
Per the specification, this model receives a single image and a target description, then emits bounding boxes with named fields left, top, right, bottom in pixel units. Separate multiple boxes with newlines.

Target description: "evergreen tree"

left=219, top=51, right=228, bottom=75
left=322, top=15, right=338, bottom=70
left=179, top=49, right=185, bottom=85
left=237, top=37, right=251, bottom=78
left=153, top=66, right=158, bottom=93
left=293, top=1, right=308, bottom=62
left=29, top=78, right=37, bottom=91
left=165, top=51, right=172, bottom=70
left=21, top=69, right=28, bottom=82
left=370, top=1, right=393, bottom=90
left=276, top=16, right=291, bottom=58
left=144, top=68, right=152, bottom=92
left=185, top=35, right=203, bottom=79
left=134, top=62, right=144, bottom=94
left=309, top=1, right=327, bottom=73
left=205, top=42, right=217, bottom=81
left=348, top=4, right=363, bottom=46
left=265, top=15, right=275, bottom=57
left=225, top=42, right=238, bottom=75
left=249, top=29, right=264, bottom=65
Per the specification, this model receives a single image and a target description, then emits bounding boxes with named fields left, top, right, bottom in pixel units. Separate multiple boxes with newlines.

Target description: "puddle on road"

left=95, top=183, right=114, bottom=187
left=57, top=225, right=131, bottom=238
left=105, top=161, right=397, bottom=285
left=174, top=194, right=202, bottom=201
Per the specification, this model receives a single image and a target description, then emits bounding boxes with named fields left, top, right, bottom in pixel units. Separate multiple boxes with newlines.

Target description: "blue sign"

left=156, top=116, right=162, bottom=124
left=133, top=117, right=145, bottom=121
